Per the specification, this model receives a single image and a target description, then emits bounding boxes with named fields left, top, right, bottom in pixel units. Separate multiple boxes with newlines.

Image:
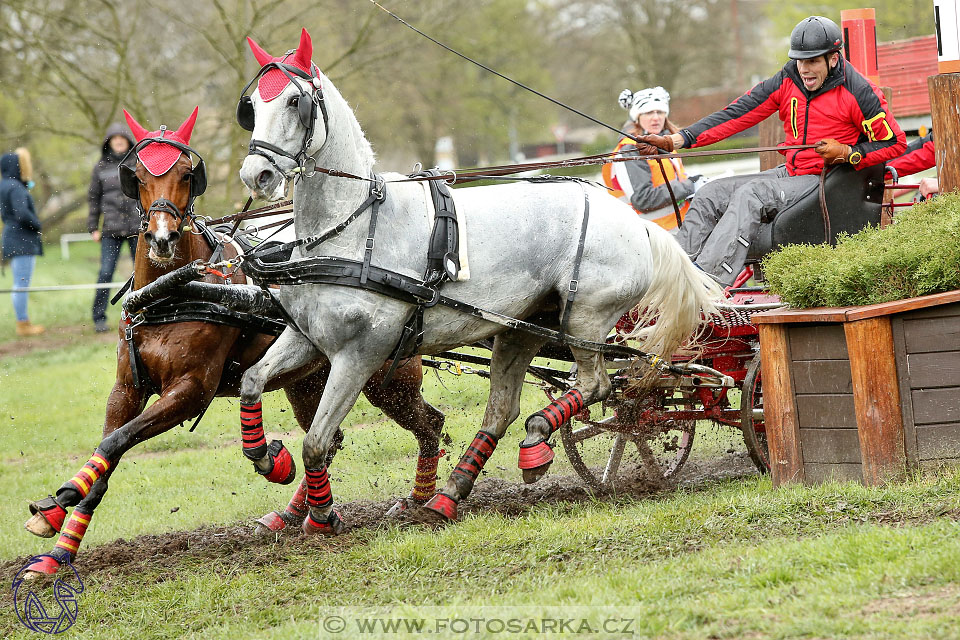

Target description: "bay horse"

left=233, top=29, right=721, bottom=535
left=21, top=107, right=444, bottom=575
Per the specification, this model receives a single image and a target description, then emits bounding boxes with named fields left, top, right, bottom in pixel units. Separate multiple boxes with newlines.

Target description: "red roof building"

left=877, top=35, right=938, bottom=129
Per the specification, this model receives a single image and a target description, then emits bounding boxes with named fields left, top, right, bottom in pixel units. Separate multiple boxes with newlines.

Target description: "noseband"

left=237, top=56, right=329, bottom=180
left=142, top=197, right=190, bottom=234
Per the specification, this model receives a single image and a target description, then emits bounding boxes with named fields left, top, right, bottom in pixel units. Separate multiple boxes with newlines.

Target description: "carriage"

left=413, top=162, right=889, bottom=489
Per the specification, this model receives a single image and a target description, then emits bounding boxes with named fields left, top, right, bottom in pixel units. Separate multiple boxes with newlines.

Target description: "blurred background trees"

left=0, top=0, right=933, bottom=235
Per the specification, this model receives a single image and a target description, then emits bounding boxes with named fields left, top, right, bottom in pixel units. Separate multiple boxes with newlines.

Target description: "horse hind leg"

left=419, top=330, right=546, bottom=523
left=519, top=344, right=613, bottom=484
left=362, top=357, right=447, bottom=516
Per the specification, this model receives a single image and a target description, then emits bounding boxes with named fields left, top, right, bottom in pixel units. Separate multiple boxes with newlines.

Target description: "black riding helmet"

left=788, top=16, right=844, bottom=60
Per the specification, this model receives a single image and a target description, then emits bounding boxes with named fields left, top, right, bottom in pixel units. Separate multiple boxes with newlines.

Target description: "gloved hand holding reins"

left=815, top=138, right=852, bottom=165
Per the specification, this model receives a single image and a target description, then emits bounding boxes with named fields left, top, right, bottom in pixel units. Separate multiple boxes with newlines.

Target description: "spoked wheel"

left=740, top=353, right=769, bottom=473
left=559, top=410, right=695, bottom=490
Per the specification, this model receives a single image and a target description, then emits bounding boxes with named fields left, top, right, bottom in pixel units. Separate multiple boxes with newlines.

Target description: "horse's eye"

left=288, top=95, right=300, bottom=108
left=182, top=173, right=192, bottom=182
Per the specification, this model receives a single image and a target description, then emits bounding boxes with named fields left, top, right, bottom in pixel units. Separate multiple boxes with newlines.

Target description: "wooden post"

left=757, top=324, right=804, bottom=485
left=841, top=8, right=880, bottom=84
left=843, top=317, right=907, bottom=485
left=930, top=1, right=960, bottom=193
left=927, top=75, right=960, bottom=193
left=758, top=117, right=785, bottom=172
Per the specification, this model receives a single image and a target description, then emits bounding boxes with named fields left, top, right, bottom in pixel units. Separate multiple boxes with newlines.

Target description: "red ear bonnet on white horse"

left=247, top=28, right=318, bottom=102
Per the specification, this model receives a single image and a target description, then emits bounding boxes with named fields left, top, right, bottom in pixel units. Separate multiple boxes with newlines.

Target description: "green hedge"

left=762, top=193, right=960, bottom=308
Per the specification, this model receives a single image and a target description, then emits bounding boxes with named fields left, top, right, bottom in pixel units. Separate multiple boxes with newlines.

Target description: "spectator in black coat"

left=88, top=124, right=137, bottom=332
left=0, top=148, right=45, bottom=336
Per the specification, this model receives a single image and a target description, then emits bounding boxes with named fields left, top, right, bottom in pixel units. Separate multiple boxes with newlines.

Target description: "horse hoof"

left=522, top=462, right=553, bottom=484
left=24, top=514, right=57, bottom=538
left=385, top=496, right=427, bottom=518
left=385, top=499, right=408, bottom=518
left=518, top=439, right=554, bottom=473
left=423, top=493, right=458, bottom=521
left=302, top=510, right=345, bottom=537
left=258, top=440, right=297, bottom=485
left=254, top=511, right=287, bottom=536
left=23, top=554, right=61, bottom=576
left=27, top=496, right=66, bottom=537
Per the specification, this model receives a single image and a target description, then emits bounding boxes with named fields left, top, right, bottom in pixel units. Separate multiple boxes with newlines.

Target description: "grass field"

left=2, top=246, right=960, bottom=638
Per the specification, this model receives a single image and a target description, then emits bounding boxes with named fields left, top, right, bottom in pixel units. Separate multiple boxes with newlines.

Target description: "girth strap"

left=560, top=189, right=590, bottom=340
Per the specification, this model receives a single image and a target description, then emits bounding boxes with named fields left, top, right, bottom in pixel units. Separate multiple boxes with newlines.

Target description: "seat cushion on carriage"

left=746, top=163, right=884, bottom=261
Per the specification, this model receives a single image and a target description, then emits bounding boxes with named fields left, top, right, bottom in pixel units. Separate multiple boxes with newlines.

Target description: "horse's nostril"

left=143, top=231, right=154, bottom=243
left=256, top=170, right=274, bottom=189
left=168, top=231, right=181, bottom=244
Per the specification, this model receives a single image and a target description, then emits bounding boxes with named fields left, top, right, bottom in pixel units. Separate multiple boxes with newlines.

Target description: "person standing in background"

left=88, top=124, right=137, bottom=333
left=0, top=148, right=45, bottom=337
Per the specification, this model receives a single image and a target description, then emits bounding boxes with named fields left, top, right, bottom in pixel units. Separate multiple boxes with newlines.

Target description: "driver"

left=642, top=16, right=906, bottom=285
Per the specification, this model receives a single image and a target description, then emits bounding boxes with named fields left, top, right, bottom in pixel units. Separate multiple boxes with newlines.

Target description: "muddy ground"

left=1, top=454, right=758, bottom=585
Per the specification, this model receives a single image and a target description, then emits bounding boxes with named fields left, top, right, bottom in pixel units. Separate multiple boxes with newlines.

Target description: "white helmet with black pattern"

left=619, top=86, right=670, bottom=122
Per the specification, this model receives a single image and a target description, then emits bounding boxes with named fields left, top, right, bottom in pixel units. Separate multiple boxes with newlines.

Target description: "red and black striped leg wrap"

left=409, top=449, right=445, bottom=504
left=64, top=451, right=112, bottom=500
left=304, top=467, right=333, bottom=510
left=450, top=431, right=498, bottom=493
left=526, top=389, right=585, bottom=435
left=284, top=477, right=309, bottom=520
left=52, top=507, right=92, bottom=561
left=240, top=401, right=267, bottom=461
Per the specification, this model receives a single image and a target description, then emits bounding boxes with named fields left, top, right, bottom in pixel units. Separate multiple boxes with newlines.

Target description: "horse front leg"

left=24, top=375, right=146, bottom=539
left=299, top=348, right=391, bottom=536
left=239, top=328, right=321, bottom=485
left=421, top=330, right=546, bottom=522
left=363, top=357, right=447, bottom=516
left=254, top=369, right=337, bottom=535
left=23, top=376, right=215, bottom=575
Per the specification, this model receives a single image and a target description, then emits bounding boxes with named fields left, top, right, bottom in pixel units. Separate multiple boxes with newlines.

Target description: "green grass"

left=2, top=257, right=960, bottom=638
left=0, top=239, right=130, bottom=342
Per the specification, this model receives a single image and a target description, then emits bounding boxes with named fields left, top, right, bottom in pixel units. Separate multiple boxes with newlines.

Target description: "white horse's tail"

left=623, top=222, right=723, bottom=360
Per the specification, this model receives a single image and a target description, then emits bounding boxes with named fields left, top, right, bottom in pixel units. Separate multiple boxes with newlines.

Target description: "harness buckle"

left=568, top=280, right=579, bottom=293
left=365, top=238, right=375, bottom=251
left=421, top=287, right=441, bottom=308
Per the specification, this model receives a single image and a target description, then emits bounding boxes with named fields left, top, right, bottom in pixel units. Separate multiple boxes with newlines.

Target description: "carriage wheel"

left=559, top=411, right=695, bottom=490
left=740, top=353, right=769, bottom=473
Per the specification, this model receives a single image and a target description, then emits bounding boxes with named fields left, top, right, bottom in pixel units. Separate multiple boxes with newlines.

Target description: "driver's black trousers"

left=675, top=165, right=819, bottom=285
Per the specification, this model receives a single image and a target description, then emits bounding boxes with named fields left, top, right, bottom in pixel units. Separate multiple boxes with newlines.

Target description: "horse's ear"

left=123, top=109, right=149, bottom=142
left=175, top=107, right=199, bottom=144
left=292, top=28, right=313, bottom=71
left=246, top=36, right=274, bottom=67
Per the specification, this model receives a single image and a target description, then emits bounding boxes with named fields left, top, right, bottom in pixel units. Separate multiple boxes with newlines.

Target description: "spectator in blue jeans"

left=88, top=124, right=138, bottom=332
left=0, top=148, right=45, bottom=337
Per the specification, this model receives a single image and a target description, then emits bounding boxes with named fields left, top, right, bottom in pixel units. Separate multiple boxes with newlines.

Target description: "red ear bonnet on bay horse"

left=118, top=107, right=207, bottom=202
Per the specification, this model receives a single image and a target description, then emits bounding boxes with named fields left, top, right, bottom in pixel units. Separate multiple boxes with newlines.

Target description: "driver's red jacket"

left=678, top=57, right=906, bottom=176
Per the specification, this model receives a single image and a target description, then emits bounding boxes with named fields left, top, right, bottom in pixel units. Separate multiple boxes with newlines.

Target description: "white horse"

left=235, top=29, right=720, bottom=534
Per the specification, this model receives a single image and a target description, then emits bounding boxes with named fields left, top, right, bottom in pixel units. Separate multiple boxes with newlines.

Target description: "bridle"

left=119, top=130, right=207, bottom=233
left=237, top=54, right=329, bottom=180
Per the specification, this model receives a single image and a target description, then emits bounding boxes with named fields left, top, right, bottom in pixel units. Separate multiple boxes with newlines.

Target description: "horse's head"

left=237, top=28, right=330, bottom=201
left=120, top=107, right=207, bottom=264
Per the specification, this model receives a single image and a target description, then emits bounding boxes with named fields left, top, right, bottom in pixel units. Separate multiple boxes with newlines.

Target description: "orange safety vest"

left=602, top=137, right=690, bottom=231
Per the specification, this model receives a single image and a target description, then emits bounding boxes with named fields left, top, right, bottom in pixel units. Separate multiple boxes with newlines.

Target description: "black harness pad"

left=413, top=169, right=460, bottom=285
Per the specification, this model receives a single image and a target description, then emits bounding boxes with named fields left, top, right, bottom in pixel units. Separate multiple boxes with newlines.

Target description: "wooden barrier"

left=754, top=290, right=960, bottom=487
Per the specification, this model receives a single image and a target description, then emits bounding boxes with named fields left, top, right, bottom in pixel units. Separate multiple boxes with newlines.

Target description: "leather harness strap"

left=560, top=189, right=590, bottom=340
